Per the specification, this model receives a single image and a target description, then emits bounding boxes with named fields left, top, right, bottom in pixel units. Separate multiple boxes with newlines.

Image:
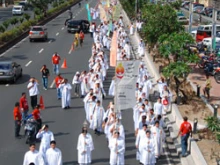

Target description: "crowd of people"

left=12, top=0, right=193, bottom=165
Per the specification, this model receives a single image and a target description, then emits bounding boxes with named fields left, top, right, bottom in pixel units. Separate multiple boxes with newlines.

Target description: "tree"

left=141, top=3, right=184, bottom=45
left=169, top=0, right=182, bottom=10
left=19, top=17, right=24, bottom=24
left=28, top=0, right=50, bottom=17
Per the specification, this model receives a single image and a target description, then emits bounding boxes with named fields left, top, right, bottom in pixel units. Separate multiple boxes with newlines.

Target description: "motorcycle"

left=198, top=56, right=214, bottom=69
left=24, top=115, right=37, bottom=144
left=204, top=62, right=220, bottom=83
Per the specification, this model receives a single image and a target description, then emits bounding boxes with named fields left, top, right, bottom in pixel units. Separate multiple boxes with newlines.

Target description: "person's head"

left=144, top=75, right=148, bottom=80
left=150, top=108, right=154, bottom=114
left=146, top=130, right=151, bottom=138
left=29, top=143, right=36, bottom=152
left=30, top=77, right=35, bottom=83
left=57, top=73, right=62, bottom=78
left=95, top=83, right=100, bottom=88
left=161, top=77, right=165, bottom=82
left=143, top=124, right=148, bottom=131
left=35, top=104, right=40, bottom=109
left=42, top=65, right=46, bottom=69
left=139, top=86, right=142, bottom=91
left=43, top=125, right=49, bottom=131
left=15, top=102, right=19, bottom=107
left=206, top=74, right=209, bottom=79
left=138, top=97, right=142, bottom=103
left=157, top=115, right=162, bottom=120
left=157, top=97, right=161, bottom=103
left=141, top=104, right=145, bottom=109
left=82, top=127, right=87, bottom=136
left=113, top=131, right=120, bottom=138
left=22, top=92, right=26, bottom=98
left=96, top=100, right=101, bottom=106
left=50, top=140, right=56, bottom=149
left=142, top=115, right=146, bottom=122
left=92, top=96, right=96, bottom=101
left=163, top=85, right=168, bottom=90
left=144, top=99, right=148, bottom=104
left=54, top=52, right=58, bottom=56
left=64, top=79, right=68, bottom=83
left=29, top=163, right=35, bottom=165
left=155, top=121, right=160, bottom=127
left=183, top=116, right=188, bottom=121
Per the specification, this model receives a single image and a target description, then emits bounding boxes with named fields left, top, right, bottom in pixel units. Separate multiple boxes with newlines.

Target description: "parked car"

left=29, top=26, right=48, bottom=42
left=181, top=1, right=189, bottom=7
left=12, top=5, right=24, bottom=15
left=199, top=6, right=213, bottom=16
left=202, top=37, right=220, bottom=47
left=193, top=6, right=204, bottom=13
left=177, top=16, right=189, bottom=25
left=0, top=61, right=22, bottom=83
left=208, top=10, right=220, bottom=19
left=65, top=20, right=90, bottom=33
left=18, top=1, right=28, bottom=10
left=184, top=3, right=204, bottom=10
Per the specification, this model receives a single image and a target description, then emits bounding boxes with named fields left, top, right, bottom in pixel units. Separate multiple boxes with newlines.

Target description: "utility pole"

left=135, top=0, right=138, bottom=14
left=188, top=0, right=193, bottom=33
left=211, top=0, right=219, bottom=52
left=2, top=0, right=6, bottom=8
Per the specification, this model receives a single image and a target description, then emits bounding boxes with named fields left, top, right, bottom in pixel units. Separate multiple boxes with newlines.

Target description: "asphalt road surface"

left=0, top=0, right=177, bottom=164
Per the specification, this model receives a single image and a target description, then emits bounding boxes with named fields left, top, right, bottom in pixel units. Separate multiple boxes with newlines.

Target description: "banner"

left=85, top=4, right=91, bottom=22
left=115, top=60, right=140, bottom=110
left=110, top=31, right=117, bottom=67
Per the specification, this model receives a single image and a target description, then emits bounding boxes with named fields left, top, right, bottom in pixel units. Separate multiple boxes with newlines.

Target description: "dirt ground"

left=147, top=48, right=220, bottom=164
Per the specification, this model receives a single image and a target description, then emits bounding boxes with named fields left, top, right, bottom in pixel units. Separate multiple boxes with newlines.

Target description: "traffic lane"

left=0, top=1, right=99, bottom=164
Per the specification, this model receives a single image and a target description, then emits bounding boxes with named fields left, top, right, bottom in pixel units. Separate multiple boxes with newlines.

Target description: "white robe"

left=80, top=75, right=90, bottom=96
left=142, top=80, right=152, bottom=99
left=124, top=44, right=131, bottom=59
left=108, top=79, right=115, bottom=96
left=140, top=137, right=156, bottom=165
left=59, top=83, right=72, bottom=108
left=36, top=131, right=55, bottom=156
left=109, top=123, right=125, bottom=140
left=45, top=148, right=62, bottom=165
left=129, top=25, right=134, bottom=35
left=151, top=126, right=165, bottom=157
left=104, top=110, right=115, bottom=139
left=90, top=105, right=104, bottom=132
left=138, top=42, right=145, bottom=57
left=77, top=133, right=94, bottom=164
left=153, top=102, right=165, bottom=116
left=139, top=68, right=148, bottom=80
left=135, top=129, right=146, bottom=161
left=109, top=137, right=125, bottom=165
left=133, top=103, right=142, bottom=130
left=23, top=150, right=45, bottom=165
left=86, top=101, right=96, bottom=122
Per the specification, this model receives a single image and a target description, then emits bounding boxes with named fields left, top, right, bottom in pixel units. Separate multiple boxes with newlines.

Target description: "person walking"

left=19, top=92, right=29, bottom=125
left=40, top=65, right=50, bottom=90
left=77, top=127, right=94, bottom=165
left=13, top=102, right=22, bottom=139
left=58, top=79, right=72, bottom=109
left=55, top=74, right=63, bottom=100
left=32, top=105, right=42, bottom=133
left=45, top=141, right=62, bottom=165
left=72, top=71, right=81, bottom=97
left=203, top=75, right=212, bottom=100
left=27, top=78, right=39, bottom=109
left=23, top=143, right=45, bottom=165
left=79, top=30, right=85, bottom=47
left=52, top=52, right=61, bottom=75
left=177, top=116, right=192, bottom=157
left=36, top=125, right=55, bottom=159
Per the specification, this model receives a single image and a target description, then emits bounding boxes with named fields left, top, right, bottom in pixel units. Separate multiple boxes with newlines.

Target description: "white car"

left=202, top=37, right=220, bottom=47
left=12, top=5, right=24, bottom=15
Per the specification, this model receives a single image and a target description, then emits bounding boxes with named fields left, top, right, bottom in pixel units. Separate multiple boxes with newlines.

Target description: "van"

left=197, top=24, right=220, bottom=31
left=12, top=5, right=24, bottom=15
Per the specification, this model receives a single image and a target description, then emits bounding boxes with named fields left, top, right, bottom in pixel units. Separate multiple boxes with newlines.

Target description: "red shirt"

left=19, top=97, right=29, bottom=111
left=180, top=121, right=192, bottom=136
left=79, top=32, right=84, bottom=39
left=55, top=76, right=63, bottom=88
left=13, top=107, right=22, bottom=121
left=52, top=55, right=61, bottom=64
left=32, top=109, right=41, bottom=120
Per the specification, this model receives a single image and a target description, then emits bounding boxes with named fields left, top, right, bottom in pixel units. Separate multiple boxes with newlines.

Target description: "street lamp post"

left=188, top=0, right=193, bottom=34
left=2, top=0, right=6, bottom=8
left=213, top=104, right=218, bottom=118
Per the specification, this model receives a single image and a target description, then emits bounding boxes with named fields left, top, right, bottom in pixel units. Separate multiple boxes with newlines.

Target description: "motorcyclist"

left=79, top=2, right=81, bottom=8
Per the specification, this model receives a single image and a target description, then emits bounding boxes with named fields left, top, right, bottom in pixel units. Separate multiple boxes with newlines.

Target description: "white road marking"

left=0, top=53, right=5, bottom=57
left=25, top=61, right=32, bottom=67
left=56, top=32, right=59, bottom=36
left=68, top=50, right=71, bottom=54
left=50, top=80, right=55, bottom=88
left=48, top=40, right=52, bottom=43
left=5, top=84, right=9, bottom=87
left=61, top=27, right=64, bottom=30
left=39, top=48, right=44, bottom=53
left=73, top=16, right=75, bottom=18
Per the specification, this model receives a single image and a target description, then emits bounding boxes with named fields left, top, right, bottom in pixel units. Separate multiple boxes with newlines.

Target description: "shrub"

left=10, top=17, right=19, bottom=27
left=23, top=13, right=31, bottom=21
left=2, top=20, right=10, bottom=30
left=19, top=17, right=24, bottom=24
left=0, top=25, right=5, bottom=33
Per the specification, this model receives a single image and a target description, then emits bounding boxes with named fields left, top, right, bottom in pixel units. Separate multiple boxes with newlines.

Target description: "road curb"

left=0, top=0, right=80, bottom=55
left=120, top=4, right=207, bottom=165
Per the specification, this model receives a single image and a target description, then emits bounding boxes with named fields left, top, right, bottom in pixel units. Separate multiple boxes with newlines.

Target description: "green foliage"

left=0, top=25, right=5, bottom=33
left=2, top=20, right=10, bottom=30
left=120, top=0, right=136, bottom=18
left=141, top=3, right=184, bottom=44
left=170, top=0, right=182, bottom=10
left=52, top=1, right=58, bottom=8
left=19, top=17, right=24, bottom=24
left=205, top=116, right=220, bottom=132
left=23, top=13, right=31, bottom=21
left=10, top=17, right=19, bottom=26
left=34, top=8, right=42, bottom=16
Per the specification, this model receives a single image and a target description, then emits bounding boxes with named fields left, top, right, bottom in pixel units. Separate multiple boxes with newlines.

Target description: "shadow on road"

left=63, top=161, right=78, bottom=165
left=92, top=158, right=109, bottom=163
left=14, top=74, right=31, bottom=85
left=54, top=132, right=70, bottom=137
left=42, top=120, right=55, bottom=124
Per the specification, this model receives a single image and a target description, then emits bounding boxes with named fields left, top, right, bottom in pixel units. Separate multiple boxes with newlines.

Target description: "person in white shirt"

left=138, top=39, right=145, bottom=59
left=59, top=79, right=72, bottom=109
left=23, top=143, right=45, bottom=165
left=123, top=42, right=131, bottom=60
left=36, top=125, right=55, bottom=158
left=153, top=97, right=165, bottom=117
left=157, top=77, right=167, bottom=95
left=142, top=75, right=152, bottom=100
left=77, top=127, right=94, bottom=165
left=27, top=78, right=39, bottom=109
left=45, top=141, right=62, bottom=165
left=147, top=109, right=156, bottom=126
left=72, top=71, right=81, bottom=97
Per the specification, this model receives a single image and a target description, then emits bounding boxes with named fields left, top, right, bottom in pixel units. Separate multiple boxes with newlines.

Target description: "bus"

left=196, top=25, right=220, bottom=42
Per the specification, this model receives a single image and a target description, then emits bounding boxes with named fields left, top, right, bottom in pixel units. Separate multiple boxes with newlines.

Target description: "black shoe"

left=58, top=98, right=61, bottom=100
left=15, top=135, right=22, bottom=139
left=67, top=106, right=70, bottom=109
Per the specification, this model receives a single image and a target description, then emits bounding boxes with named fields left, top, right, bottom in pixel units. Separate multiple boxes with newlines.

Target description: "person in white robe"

left=36, top=125, right=55, bottom=158
left=142, top=75, right=152, bottom=100
left=85, top=95, right=96, bottom=123
left=129, top=23, right=134, bottom=35
left=45, top=141, right=62, bottom=165
left=133, top=104, right=146, bottom=131
left=77, top=127, right=94, bottom=165
left=153, top=97, right=165, bottom=117
left=83, top=89, right=94, bottom=110
left=59, top=79, right=72, bottom=109
left=108, top=77, right=115, bottom=96
left=139, top=63, right=148, bottom=81
left=138, top=39, right=145, bottom=58
left=162, top=95, right=170, bottom=112
left=93, top=82, right=105, bottom=104
left=144, top=99, right=152, bottom=113
left=157, top=115, right=165, bottom=128
left=140, top=130, right=156, bottom=165
left=135, top=124, right=148, bottom=161
left=157, top=77, right=167, bottom=95
left=80, top=71, right=90, bottom=97
left=118, top=16, right=124, bottom=26
left=133, top=99, right=143, bottom=130
left=147, top=109, right=156, bottom=126
left=90, top=100, right=104, bottom=134
left=23, top=143, right=45, bottom=165
left=108, top=131, right=125, bottom=165
left=124, top=42, right=131, bottom=60
left=150, top=121, right=165, bottom=158
left=109, top=118, right=125, bottom=140
left=104, top=108, right=116, bottom=139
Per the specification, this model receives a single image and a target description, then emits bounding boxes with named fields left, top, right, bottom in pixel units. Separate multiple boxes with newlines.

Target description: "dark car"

left=18, top=1, right=28, bottom=10
left=65, top=20, right=90, bottom=33
left=0, top=61, right=22, bottom=83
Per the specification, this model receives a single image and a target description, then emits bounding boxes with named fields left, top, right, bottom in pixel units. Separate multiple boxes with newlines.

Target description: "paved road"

left=0, top=0, right=179, bottom=164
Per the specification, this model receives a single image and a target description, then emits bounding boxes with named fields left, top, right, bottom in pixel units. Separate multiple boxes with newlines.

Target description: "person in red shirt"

left=32, top=105, right=42, bottom=133
left=54, top=74, right=63, bottom=100
left=177, top=116, right=192, bottom=157
left=52, top=52, right=61, bottom=75
left=13, top=102, right=22, bottom=138
left=79, top=30, right=85, bottom=47
left=19, top=92, right=29, bottom=124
